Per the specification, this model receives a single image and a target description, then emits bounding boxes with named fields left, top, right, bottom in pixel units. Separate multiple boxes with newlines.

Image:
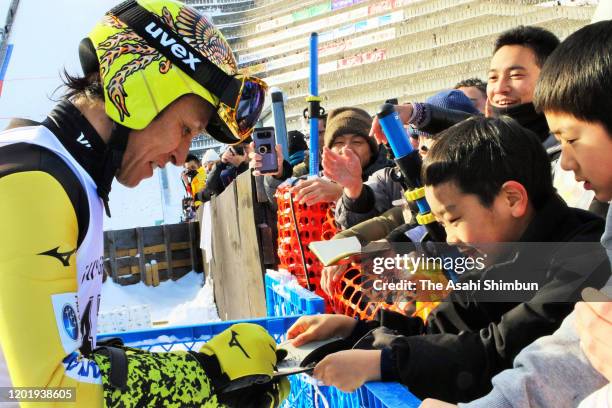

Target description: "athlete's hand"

left=200, top=323, right=282, bottom=386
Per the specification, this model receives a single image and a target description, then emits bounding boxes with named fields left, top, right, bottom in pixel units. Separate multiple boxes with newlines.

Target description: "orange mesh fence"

left=332, top=262, right=449, bottom=321
left=276, top=184, right=337, bottom=312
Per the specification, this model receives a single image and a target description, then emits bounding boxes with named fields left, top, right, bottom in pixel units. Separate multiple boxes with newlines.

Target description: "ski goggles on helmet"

left=110, top=0, right=267, bottom=144
left=209, top=75, right=268, bottom=144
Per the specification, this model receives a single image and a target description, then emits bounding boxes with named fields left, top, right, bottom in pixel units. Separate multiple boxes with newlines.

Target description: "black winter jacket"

left=351, top=195, right=610, bottom=402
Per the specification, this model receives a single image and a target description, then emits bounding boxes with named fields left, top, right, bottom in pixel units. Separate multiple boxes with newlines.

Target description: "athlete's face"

left=117, top=94, right=213, bottom=187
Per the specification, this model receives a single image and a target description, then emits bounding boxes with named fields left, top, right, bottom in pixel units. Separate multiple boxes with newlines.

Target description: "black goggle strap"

left=97, top=122, right=130, bottom=217
left=109, top=0, right=242, bottom=107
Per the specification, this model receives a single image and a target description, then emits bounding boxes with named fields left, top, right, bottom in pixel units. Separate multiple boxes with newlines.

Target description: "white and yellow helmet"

left=84, top=0, right=267, bottom=144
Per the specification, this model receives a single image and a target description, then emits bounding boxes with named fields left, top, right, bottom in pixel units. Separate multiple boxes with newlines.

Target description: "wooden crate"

left=104, top=222, right=203, bottom=286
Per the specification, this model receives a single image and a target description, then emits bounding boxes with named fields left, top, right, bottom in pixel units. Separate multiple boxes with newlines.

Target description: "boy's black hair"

left=493, top=26, right=560, bottom=67
left=185, top=154, right=200, bottom=164
left=422, top=116, right=554, bottom=210
left=534, top=20, right=612, bottom=136
left=453, top=78, right=486, bottom=96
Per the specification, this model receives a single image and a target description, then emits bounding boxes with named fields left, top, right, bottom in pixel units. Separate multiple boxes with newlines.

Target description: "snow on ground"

left=99, top=271, right=220, bottom=334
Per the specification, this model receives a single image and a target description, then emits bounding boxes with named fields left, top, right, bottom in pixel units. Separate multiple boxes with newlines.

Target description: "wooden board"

left=104, top=222, right=203, bottom=286
left=210, top=171, right=267, bottom=320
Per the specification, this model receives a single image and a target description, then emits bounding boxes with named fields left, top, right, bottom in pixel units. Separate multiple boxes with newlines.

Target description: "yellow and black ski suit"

left=0, top=102, right=226, bottom=407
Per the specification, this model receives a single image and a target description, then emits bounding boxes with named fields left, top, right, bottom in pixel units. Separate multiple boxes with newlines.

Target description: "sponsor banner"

left=242, top=10, right=401, bottom=65
left=266, top=67, right=309, bottom=86
left=319, top=60, right=337, bottom=75
left=255, top=14, right=293, bottom=33
left=393, top=0, right=419, bottom=7
left=265, top=28, right=396, bottom=72
left=248, top=4, right=366, bottom=49
left=239, top=51, right=267, bottom=65
left=362, top=48, right=387, bottom=64
left=266, top=53, right=304, bottom=71
left=337, top=49, right=386, bottom=70
left=336, top=23, right=356, bottom=38
left=347, top=6, right=370, bottom=20
left=387, top=10, right=405, bottom=24
left=368, top=0, right=394, bottom=15
left=292, top=2, right=331, bottom=22
left=347, top=27, right=396, bottom=49
left=332, top=0, right=354, bottom=10
left=319, top=39, right=347, bottom=57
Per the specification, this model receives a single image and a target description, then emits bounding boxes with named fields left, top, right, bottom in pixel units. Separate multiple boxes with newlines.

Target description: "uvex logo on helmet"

left=144, top=21, right=201, bottom=71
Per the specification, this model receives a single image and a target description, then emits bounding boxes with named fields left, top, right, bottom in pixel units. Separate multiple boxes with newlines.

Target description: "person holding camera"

left=200, top=145, right=250, bottom=200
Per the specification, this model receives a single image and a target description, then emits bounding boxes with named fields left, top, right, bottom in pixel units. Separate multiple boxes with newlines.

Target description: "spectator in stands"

left=370, top=26, right=560, bottom=147
left=287, top=116, right=610, bottom=402
left=182, top=153, right=207, bottom=201
left=180, top=153, right=207, bottom=220
left=199, top=144, right=250, bottom=200
left=406, top=125, right=421, bottom=151
left=202, top=149, right=220, bottom=173
left=287, top=130, right=308, bottom=167
left=421, top=19, right=612, bottom=408
left=454, top=78, right=487, bottom=113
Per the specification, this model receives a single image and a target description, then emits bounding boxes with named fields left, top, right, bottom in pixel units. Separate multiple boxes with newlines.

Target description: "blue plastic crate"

left=265, top=270, right=325, bottom=316
left=98, top=316, right=420, bottom=408
left=98, top=316, right=300, bottom=351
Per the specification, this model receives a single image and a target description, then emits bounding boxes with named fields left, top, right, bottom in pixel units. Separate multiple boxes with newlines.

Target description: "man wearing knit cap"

left=294, top=107, right=392, bottom=206
left=324, top=107, right=378, bottom=167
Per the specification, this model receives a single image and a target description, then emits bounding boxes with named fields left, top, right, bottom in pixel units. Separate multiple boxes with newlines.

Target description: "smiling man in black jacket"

left=286, top=116, right=610, bottom=402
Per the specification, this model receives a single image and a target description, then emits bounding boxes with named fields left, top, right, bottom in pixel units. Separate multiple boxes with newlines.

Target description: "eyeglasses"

left=208, top=75, right=268, bottom=145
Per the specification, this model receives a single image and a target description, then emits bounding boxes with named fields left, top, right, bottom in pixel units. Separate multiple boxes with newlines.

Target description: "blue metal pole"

left=308, top=33, right=319, bottom=177
left=271, top=90, right=289, bottom=160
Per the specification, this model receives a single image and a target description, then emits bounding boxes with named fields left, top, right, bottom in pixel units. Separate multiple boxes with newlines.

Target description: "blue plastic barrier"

left=265, top=271, right=326, bottom=316
left=263, top=271, right=421, bottom=407
left=98, top=316, right=420, bottom=408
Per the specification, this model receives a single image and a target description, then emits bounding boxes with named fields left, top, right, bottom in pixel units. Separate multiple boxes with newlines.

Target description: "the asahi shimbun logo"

left=144, top=22, right=201, bottom=71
